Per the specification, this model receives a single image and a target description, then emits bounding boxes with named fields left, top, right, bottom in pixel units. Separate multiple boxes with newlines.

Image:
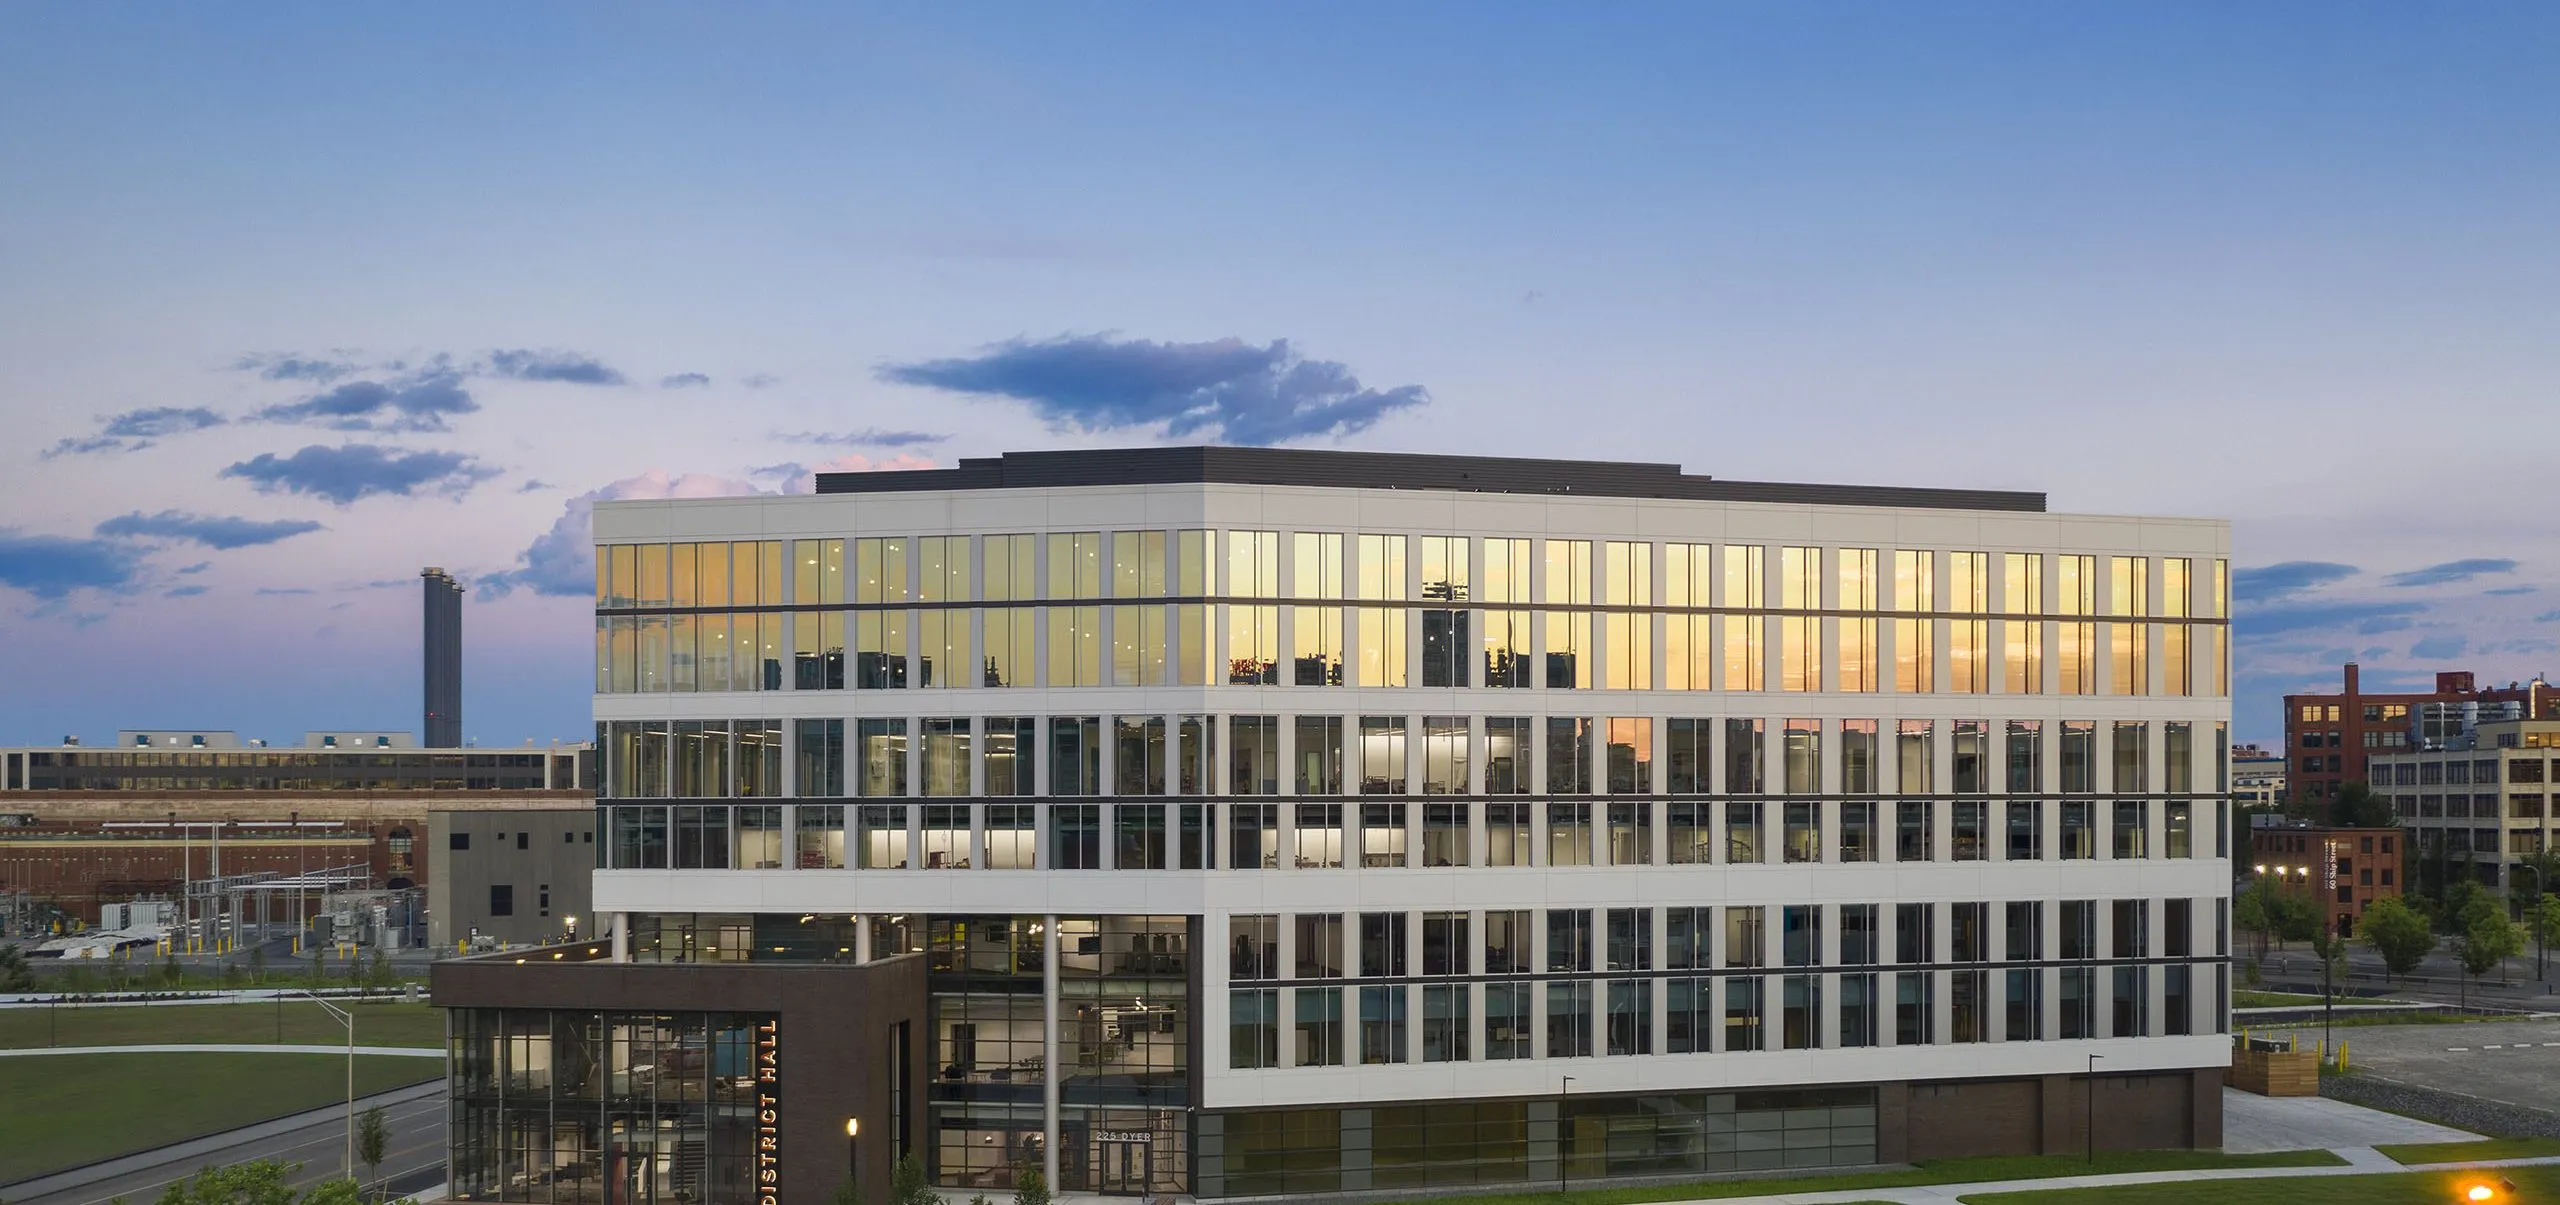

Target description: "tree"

left=0, top=944, right=35, bottom=992
left=157, top=1161, right=299, bottom=1205
left=890, top=1154, right=936, bottom=1205
left=2329, top=781, right=2395, bottom=828
left=830, top=1179, right=865, bottom=1205
left=2458, top=890, right=2502, bottom=934
left=248, top=946, right=267, bottom=984
left=2275, top=891, right=2323, bottom=945
left=2516, top=849, right=2560, bottom=907
left=300, top=1183, right=361, bottom=1205
left=2530, top=893, right=2560, bottom=983
left=365, top=950, right=395, bottom=993
left=2454, top=904, right=2524, bottom=1009
left=357, top=1107, right=389, bottom=1199
left=153, top=1159, right=360, bottom=1205
left=2444, top=877, right=2487, bottom=935
left=2356, top=896, right=2435, bottom=983
left=1011, top=1162, right=1051, bottom=1205
left=2515, top=850, right=2560, bottom=980
left=2235, top=886, right=2273, bottom=960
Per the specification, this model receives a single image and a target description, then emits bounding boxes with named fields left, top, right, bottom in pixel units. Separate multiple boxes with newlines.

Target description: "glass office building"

left=462, top=447, right=2235, bottom=1202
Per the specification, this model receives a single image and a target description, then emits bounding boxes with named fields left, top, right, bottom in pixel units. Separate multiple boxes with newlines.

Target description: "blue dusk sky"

left=2, top=4, right=2556, bottom=749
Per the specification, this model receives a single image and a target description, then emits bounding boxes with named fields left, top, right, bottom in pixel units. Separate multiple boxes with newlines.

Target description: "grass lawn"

left=1401, top=1150, right=2343, bottom=1205
left=2378, top=1137, right=2560, bottom=1165
left=2329, top=1010, right=2534, bottom=1028
left=0, top=1052, right=439, bottom=1184
left=1960, top=1165, right=2560, bottom=1203
left=2240, top=1011, right=2527, bottom=1042
left=2233, top=991, right=2332, bottom=1008
left=0, top=1000, right=445, bottom=1050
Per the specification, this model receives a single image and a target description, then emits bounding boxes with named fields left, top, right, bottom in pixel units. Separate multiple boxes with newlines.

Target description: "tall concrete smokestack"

left=423, top=567, right=463, bottom=747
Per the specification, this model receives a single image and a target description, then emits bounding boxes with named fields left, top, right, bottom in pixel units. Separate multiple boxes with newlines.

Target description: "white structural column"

left=1043, top=911, right=1061, bottom=1191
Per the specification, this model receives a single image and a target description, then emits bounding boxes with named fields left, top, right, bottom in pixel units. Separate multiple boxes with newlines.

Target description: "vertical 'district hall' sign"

left=757, top=1019, right=781, bottom=1205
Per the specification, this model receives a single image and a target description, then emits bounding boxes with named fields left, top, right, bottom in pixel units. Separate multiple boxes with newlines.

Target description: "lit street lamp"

left=2086, top=1054, right=2103, bottom=1165
left=845, top=1116, right=860, bottom=1193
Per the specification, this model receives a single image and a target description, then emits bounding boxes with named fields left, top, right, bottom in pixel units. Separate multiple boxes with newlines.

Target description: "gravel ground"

left=2321, top=1073, right=2560, bottom=1139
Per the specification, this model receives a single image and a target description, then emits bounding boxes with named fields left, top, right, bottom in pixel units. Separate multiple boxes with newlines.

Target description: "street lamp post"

left=2321, top=929, right=2337, bottom=1063
left=2086, top=1055, right=2103, bottom=1165
left=845, top=1117, right=860, bottom=1196
left=1558, top=1075, right=1575, bottom=1197
left=284, top=989, right=356, bottom=1182
left=2517, top=863, right=2546, bottom=982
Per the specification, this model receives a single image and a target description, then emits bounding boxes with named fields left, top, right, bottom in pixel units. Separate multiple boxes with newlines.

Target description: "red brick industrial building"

left=2247, top=823, right=2402, bottom=938
left=2282, top=664, right=2555, bottom=813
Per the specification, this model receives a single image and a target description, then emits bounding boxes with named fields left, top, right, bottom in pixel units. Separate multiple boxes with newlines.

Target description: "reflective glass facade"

left=578, top=451, right=2233, bottom=1197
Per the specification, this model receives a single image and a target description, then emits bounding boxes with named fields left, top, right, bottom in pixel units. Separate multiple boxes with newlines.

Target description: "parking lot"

left=2256, top=1016, right=2560, bottom=1115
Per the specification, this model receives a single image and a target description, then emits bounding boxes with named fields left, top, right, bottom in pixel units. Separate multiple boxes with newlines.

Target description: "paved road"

left=5, top=1081, right=447, bottom=1205
left=2247, top=946, right=2560, bottom=1010
left=2253, top=1015, right=2560, bottom=1115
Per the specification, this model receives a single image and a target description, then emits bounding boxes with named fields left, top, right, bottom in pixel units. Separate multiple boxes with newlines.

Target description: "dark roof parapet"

left=817, top=446, right=2045, bottom=512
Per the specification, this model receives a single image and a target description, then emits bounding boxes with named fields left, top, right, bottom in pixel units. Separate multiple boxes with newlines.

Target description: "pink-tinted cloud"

left=482, top=457, right=934, bottom=597
left=749, top=452, right=937, bottom=494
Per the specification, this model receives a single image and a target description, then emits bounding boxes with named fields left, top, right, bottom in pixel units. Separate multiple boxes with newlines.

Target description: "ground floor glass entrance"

left=1060, top=1107, right=1188, bottom=1197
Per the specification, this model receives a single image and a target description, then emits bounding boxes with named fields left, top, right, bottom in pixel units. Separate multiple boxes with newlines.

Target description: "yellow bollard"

left=2339, top=1041, right=2349, bottom=1072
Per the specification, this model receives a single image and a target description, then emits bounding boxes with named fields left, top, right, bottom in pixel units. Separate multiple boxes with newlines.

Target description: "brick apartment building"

left=2283, top=664, right=2555, bottom=810
left=2246, top=823, right=2401, bottom=938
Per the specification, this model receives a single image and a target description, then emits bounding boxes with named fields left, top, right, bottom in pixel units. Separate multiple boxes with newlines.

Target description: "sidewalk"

left=2222, top=1088, right=2479, bottom=1152
left=0, top=1042, right=441, bottom=1057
